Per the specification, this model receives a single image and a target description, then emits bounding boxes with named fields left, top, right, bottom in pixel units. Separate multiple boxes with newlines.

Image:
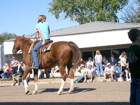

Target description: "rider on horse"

left=30, top=15, right=50, bottom=69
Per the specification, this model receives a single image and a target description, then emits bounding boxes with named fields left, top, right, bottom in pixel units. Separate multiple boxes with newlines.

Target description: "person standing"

left=118, top=52, right=127, bottom=81
left=30, top=15, right=50, bottom=69
left=127, top=29, right=140, bottom=105
left=11, top=57, right=19, bottom=85
left=94, top=50, right=103, bottom=77
left=11, top=57, right=19, bottom=75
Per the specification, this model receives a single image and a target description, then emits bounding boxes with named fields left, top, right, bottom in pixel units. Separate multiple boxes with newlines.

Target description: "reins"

left=22, top=32, right=39, bottom=44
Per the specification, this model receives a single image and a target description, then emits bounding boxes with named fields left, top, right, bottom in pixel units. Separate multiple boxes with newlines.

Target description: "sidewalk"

left=0, top=76, right=129, bottom=86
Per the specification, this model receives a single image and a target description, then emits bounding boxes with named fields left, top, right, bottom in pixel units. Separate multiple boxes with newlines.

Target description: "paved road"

left=0, top=80, right=130, bottom=105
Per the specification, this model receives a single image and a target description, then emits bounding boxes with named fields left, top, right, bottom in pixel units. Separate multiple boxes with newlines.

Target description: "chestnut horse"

left=12, top=35, right=82, bottom=95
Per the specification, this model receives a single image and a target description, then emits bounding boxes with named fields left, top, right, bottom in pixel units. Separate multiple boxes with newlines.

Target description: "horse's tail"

left=68, top=41, right=82, bottom=69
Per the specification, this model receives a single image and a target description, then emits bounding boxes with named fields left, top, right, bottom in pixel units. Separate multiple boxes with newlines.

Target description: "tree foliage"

left=0, top=32, right=14, bottom=44
left=48, top=0, right=128, bottom=24
left=120, top=0, right=140, bottom=23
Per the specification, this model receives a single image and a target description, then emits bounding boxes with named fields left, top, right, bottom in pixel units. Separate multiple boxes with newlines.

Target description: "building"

left=1, top=21, right=140, bottom=69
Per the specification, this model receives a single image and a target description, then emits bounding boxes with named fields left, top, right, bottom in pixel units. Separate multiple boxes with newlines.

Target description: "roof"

left=50, top=21, right=140, bottom=36
left=4, top=21, right=140, bottom=41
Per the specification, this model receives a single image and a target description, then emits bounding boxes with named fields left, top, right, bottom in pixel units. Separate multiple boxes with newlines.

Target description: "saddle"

left=28, top=40, right=53, bottom=54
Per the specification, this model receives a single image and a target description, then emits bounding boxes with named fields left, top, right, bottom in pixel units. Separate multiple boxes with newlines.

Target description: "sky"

left=0, top=0, right=133, bottom=36
left=0, top=0, right=79, bottom=35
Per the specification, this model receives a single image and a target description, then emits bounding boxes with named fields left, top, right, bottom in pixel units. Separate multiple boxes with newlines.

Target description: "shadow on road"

left=0, top=102, right=129, bottom=105
left=39, top=87, right=96, bottom=94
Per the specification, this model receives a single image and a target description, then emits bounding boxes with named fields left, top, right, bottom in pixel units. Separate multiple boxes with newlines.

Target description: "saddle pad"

left=43, top=42, right=53, bottom=52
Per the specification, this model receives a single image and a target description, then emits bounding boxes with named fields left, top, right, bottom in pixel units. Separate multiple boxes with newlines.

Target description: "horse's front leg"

left=22, top=68, right=30, bottom=94
left=32, top=69, right=38, bottom=95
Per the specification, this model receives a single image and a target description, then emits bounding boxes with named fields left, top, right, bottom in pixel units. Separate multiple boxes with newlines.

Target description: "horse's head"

left=12, top=34, right=25, bottom=54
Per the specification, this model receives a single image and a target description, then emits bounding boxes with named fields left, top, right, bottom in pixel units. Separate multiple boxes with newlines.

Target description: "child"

left=127, top=29, right=140, bottom=105
left=30, top=15, right=50, bottom=69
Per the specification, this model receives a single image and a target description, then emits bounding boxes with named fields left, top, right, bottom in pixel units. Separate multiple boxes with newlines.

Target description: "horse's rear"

left=39, top=41, right=82, bottom=94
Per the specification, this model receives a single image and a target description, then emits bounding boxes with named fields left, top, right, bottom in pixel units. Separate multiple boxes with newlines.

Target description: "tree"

left=48, top=0, right=128, bottom=24
left=0, top=32, right=14, bottom=44
left=120, top=0, right=140, bottom=23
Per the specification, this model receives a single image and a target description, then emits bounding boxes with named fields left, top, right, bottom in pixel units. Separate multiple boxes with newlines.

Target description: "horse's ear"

left=22, top=34, right=25, bottom=37
left=14, top=34, right=17, bottom=38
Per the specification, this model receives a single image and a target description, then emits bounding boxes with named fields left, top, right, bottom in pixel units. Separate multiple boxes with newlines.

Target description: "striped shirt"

left=11, top=60, right=19, bottom=67
left=36, top=22, right=50, bottom=40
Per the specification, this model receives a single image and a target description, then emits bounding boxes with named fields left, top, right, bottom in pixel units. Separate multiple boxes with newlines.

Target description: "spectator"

left=113, top=61, right=122, bottom=81
left=45, top=69, right=50, bottom=78
left=102, top=57, right=108, bottom=71
left=127, top=28, right=140, bottom=105
left=118, top=52, right=127, bottom=81
left=124, top=64, right=131, bottom=81
left=83, top=64, right=96, bottom=83
left=94, top=50, right=103, bottom=77
left=74, top=64, right=87, bottom=83
left=0, top=63, right=9, bottom=81
left=102, top=63, right=114, bottom=82
left=86, top=57, right=94, bottom=67
left=78, top=58, right=86, bottom=67
left=110, top=56, right=117, bottom=66
left=11, top=57, right=19, bottom=84
left=11, top=70, right=23, bottom=86
left=17, top=62, right=25, bottom=74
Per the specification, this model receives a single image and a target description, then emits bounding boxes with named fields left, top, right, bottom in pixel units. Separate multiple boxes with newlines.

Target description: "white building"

left=1, top=21, right=140, bottom=69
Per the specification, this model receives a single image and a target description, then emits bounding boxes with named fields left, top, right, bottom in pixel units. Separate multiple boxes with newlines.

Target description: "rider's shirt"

left=36, top=22, right=50, bottom=40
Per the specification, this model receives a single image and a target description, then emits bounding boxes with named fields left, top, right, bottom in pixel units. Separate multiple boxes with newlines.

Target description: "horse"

left=12, top=34, right=82, bottom=95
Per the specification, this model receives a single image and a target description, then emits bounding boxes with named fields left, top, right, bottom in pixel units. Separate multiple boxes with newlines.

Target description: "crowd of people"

left=0, top=57, right=29, bottom=86
left=0, top=56, right=57, bottom=86
left=0, top=51, right=131, bottom=84
left=75, top=50, right=131, bottom=83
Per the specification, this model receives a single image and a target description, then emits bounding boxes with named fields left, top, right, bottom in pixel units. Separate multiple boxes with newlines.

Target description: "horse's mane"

left=20, top=36, right=33, bottom=45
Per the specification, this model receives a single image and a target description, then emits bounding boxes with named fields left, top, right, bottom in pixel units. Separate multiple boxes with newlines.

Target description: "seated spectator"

left=86, top=57, right=94, bottom=67
left=11, top=70, right=23, bottom=86
left=83, top=64, right=96, bottom=83
left=110, top=56, right=117, bottom=66
left=74, top=64, right=87, bottom=83
left=1, top=63, right=9, bottom=81
left=78, top=58, right=86, bottom=67
left=39, top=69, right=46, bottom=79
left=102, top=57, right=109, bottom=71
left=17, top=62, right=25, bottom=74
left=113, top=61, right=122, bottom=81
left=103, top=63, right=114, bottom=82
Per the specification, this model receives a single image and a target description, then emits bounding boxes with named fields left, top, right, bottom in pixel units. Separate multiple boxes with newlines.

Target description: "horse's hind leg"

left=32, top=69, right=38, bottom=95
left=57, top=66, right=66, bottom=95
left=67, top=67, right=74, bottom=94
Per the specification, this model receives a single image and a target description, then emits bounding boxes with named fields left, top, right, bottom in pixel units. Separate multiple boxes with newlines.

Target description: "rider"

left=30, top=15, right=50, bottom=69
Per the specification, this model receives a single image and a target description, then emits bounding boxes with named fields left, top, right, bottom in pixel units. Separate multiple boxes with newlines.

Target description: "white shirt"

left=104, top=66, right=114, bottom=72
left=95, top=54, right=102, bottom=63
left=119, top=55, right=126, bottom=66
left=3, top=66, right=8, bottom=72
left=86, top=61, right=94, bottom=67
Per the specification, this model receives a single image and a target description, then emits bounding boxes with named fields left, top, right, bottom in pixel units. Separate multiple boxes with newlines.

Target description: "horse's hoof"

left=56, top=92, right=62, bottom=95
left=25, top=90, right=29, bottom=94
left=68, top=89, right=74, bottom=94
left=32, top=91, right=37, bottom=95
